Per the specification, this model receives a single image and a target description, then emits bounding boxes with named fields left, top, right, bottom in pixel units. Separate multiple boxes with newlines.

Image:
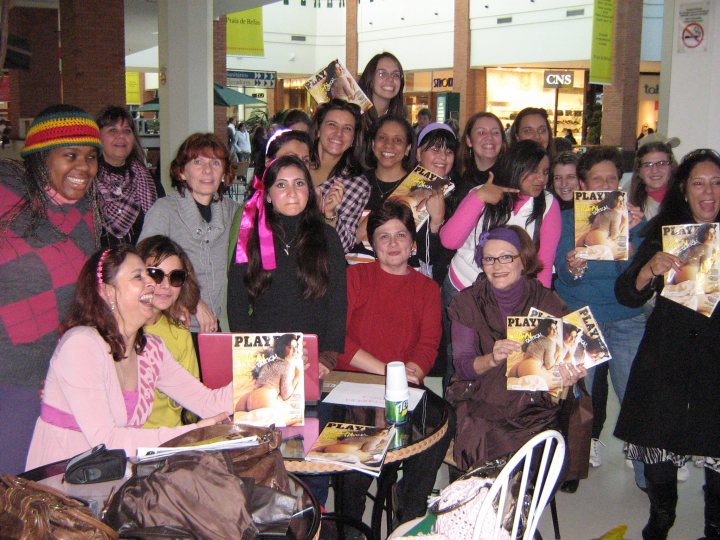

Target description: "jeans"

left=585, top=314, right=647, bottom=488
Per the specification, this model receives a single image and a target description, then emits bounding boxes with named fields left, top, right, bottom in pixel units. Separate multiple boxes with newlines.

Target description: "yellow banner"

left=125, top=72, right=142, bottom=104
left=227, top=8, right=264, bottom=57
left=590, top=0, right=615, bottom=85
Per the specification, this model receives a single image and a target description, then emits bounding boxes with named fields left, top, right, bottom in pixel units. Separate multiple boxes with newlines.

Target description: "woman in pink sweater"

left=26, top=245, right=231, bottom=470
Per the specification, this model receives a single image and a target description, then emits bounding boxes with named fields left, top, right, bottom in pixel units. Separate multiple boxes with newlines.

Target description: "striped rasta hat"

left=21, top=106, right=102, bottom=158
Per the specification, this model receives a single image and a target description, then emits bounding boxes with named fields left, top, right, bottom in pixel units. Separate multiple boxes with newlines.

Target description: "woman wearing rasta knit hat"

left=0, top=104, right=102, bottom=474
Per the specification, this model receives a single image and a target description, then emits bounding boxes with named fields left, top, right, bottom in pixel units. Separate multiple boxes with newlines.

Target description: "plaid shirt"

left=319, top=168, right=370, bottom=253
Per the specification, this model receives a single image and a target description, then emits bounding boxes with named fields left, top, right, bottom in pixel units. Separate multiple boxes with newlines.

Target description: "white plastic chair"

left=471, top=429, right=565, bottom=540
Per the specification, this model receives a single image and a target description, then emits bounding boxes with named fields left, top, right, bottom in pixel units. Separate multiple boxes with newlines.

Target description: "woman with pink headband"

left=227, top=155, right=347, bottom=377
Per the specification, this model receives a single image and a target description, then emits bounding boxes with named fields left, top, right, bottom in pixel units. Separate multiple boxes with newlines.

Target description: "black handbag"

left=64, top=444, right=127, bottom=485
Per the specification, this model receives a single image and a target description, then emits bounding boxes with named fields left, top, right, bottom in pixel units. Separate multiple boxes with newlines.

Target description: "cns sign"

left=543, top=71, right=574, bottom=88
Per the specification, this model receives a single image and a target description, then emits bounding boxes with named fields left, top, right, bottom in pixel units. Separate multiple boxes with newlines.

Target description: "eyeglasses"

left=639, top=160, right=671, bottom=169
left=480, top=254, right=520, bottom=266
left=375, top=69, right=403, bottom=81
left=146, top=267, right=187, bottom=287
left=520, top=126, right=548, bottom=137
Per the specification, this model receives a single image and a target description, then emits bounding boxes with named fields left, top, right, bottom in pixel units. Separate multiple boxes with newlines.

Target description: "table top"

left=282, top=372, right=451, bottom=474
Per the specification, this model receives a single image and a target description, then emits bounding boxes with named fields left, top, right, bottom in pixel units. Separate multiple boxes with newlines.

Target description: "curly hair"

left=60, top=244, right=146, bottom=362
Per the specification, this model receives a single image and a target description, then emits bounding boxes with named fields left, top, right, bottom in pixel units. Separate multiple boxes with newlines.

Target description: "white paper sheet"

left=322, top=382, right=426, bottom=410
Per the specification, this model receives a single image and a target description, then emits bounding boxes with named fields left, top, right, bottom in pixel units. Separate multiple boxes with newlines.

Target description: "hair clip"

left=96, top=249, right=111, bottom=285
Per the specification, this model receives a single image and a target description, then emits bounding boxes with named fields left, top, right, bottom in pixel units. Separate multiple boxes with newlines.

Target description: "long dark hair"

left=459, top=112, right=506, bottom=179
left=136, top=235, right=201, bottom=327
left=61, top=245, right=146, bottom=362
left=482, top=140, right=548, bottom=240
left=244, top=155, right=330, bottom=304
left=644, top=149, right=720, bottom=238
left=629, top=141, right=677, bottom=211
left=358, top=52, right=405, bottom=118
left=509, top=107, right=554, bottom=156
left=310, top=99, right=362, bottom=177
left=589, top=191, right=625, bottom=224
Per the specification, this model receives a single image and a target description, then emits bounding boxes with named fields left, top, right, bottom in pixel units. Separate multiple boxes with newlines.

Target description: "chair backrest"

left=473, top=430, right=565, bottom=540
left=197, top=332, right=320, bottom=402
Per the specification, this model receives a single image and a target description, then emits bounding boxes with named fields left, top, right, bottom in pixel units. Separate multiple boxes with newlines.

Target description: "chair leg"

left=550, top=497, right=561, bottom=539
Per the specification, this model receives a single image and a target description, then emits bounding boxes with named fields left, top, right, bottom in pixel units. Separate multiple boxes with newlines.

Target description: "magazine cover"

left=304, top=59, right=373, bottom=113
left=389, top=165, right=454, bottom=231
left=305, top=422, right=395, bottom=477
left=574, top=190, right=629, bottom=260
left=529, top=306, right=611, bottom=370
left=232, top=333, right=304, bottom=427
left=505, top=315, right=564, bottom=393
left=661, top=223, right=720, bottom=317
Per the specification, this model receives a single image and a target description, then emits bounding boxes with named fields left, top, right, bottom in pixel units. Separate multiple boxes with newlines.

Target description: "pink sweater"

left=26, top=327, right=232, bottom=470
left=440, top=191, right=560, bottom=290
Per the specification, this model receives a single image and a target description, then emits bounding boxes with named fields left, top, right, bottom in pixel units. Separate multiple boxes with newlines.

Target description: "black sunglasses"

left=146, top=267, right=187, bottom=287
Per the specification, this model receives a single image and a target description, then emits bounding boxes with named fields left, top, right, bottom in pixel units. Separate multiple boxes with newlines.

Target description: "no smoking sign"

left=682, top=22, right=704, bottom=48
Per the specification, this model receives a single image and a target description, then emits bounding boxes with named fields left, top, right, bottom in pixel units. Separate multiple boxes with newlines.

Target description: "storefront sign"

left=543, top=71, right=574, bottom=88
left=677, top=1, right=710, bottom=53
left=590, top=0, right=615, bottom=85
left=432, top=78, right=453, bottom=90
left=227, top=7, right=264, bottom=57
left=125, top=72, right=142, bottom=105
left=228, top=70, right=276, bottom=89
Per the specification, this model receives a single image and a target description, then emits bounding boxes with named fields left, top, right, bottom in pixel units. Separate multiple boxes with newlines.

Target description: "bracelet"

left=324, top=213, right=338, bottom=222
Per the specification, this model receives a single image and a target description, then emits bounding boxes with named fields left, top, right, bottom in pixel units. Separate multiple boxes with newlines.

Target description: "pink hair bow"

left=235, top=173, right=277, bottom=270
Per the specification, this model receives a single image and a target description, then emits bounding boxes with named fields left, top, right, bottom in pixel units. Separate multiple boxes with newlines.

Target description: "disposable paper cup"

left=385, top=361, right=409, bottom=398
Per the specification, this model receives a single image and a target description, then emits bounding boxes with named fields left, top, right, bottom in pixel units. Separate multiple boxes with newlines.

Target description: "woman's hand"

left=492, top=339, right=521, bottom=365
left=170, top=304, right=191, bottom=329
left=565, top=248, right=588, bottom=279
left=323, top=180, right=345, bottom=222
left=426, top=190, right=446, bottom=233
left=195, top=300, right=218, bottom=332
left=197, top=412, right=230, bottom=428
left=318, top=364, right=330, bottom=379
left=636, top=251, right=682, bottom=291
left=473, top=172, right=519, bottom=205
left=627, top=203, right=644, bottom=230
left=405, top=362, right=425, bottom=385
left=557, top=363, right=588, bottom=387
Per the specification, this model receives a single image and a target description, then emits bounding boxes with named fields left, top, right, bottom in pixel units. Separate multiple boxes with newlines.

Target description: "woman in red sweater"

left=335, top=200, right=452, bottom=525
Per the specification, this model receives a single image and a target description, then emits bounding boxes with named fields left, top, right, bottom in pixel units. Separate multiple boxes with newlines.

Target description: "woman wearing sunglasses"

left=138, top=235, right=202, bottom=428
left=26, top=245, right=231, bottom=470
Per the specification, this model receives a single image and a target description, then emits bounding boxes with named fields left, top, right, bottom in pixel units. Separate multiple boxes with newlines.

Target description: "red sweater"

left=337, top=262, right=441, bottom=376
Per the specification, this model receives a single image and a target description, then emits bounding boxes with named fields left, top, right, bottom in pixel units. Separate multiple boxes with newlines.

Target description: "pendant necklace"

left=279, top=228, right=298, bottom=256
left=374, top=175, right=404, bottom=200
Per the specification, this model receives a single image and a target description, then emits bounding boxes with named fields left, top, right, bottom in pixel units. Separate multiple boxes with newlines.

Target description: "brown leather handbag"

left=0, top=474, right=118, bottom=540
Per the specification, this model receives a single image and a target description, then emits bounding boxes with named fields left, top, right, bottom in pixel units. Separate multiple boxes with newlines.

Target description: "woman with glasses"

left=629, top=141, right=677, bottom=221
left=137, top=235, right=202, bottom=428
left=446, top=226, right=585, bottom=471
left=615, top=149, right=720, bottom=539
left=26, top=245, right=232, bottom=470
left=358, top=52, right=405, bottom=119
left=509, top=107, right=554, bottom=157
left=95, top=106, right=160, bottom=247
left=139, top=133, right=240, bottom=334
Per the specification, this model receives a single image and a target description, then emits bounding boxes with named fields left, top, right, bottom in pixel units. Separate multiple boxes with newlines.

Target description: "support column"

left=59, top=0, right=125, bottom=115
left=7, top=7, right=61, bottom=136
left=158, top=0, right=214, bottom=186
left=599, top=0, right=642, bottom=149
left=453, top=0, right=471, bottom=127
left=346, top=0, right=358, bottom=76
left=213, top=16, right=227, bottom=143
left=660, top=1, right=720, bottom=155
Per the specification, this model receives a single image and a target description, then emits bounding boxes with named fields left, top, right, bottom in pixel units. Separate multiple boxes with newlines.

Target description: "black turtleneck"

left=227, top=213, right=347, bottom=358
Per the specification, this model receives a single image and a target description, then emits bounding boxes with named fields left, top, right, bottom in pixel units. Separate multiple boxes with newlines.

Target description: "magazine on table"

left=660, top=223, right=720, bottom=317
left=231, top=333, right=305, bottom=427
left=304, top=58, right=372, bottom=113
left=305, top=422, right=395, bottom=477
left=529, top=306, right=611, bottom=370
left=574, top=190, right=629, bottom=261
left=505, top=315, right=564, bottom=394
left=136, top=434, right=259, bottom=462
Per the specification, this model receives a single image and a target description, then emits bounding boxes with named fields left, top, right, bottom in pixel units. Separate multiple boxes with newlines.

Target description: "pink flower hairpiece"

left=96, top=249, right=111, bottom=285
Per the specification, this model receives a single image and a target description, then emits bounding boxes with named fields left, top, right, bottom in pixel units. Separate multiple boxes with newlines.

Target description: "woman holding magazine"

left=446, top=225, right=586, bottom=472
left=227, top=155, right=347, bottom=378
left=26, top=244, right=232, bottom=470
left=615, top=149, right=720, bottom=540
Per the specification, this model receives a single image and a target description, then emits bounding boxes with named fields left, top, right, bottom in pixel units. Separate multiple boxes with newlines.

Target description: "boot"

left=642, top=463, right=677, bottom=540
left=704, top=468, right=720, bottom=540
